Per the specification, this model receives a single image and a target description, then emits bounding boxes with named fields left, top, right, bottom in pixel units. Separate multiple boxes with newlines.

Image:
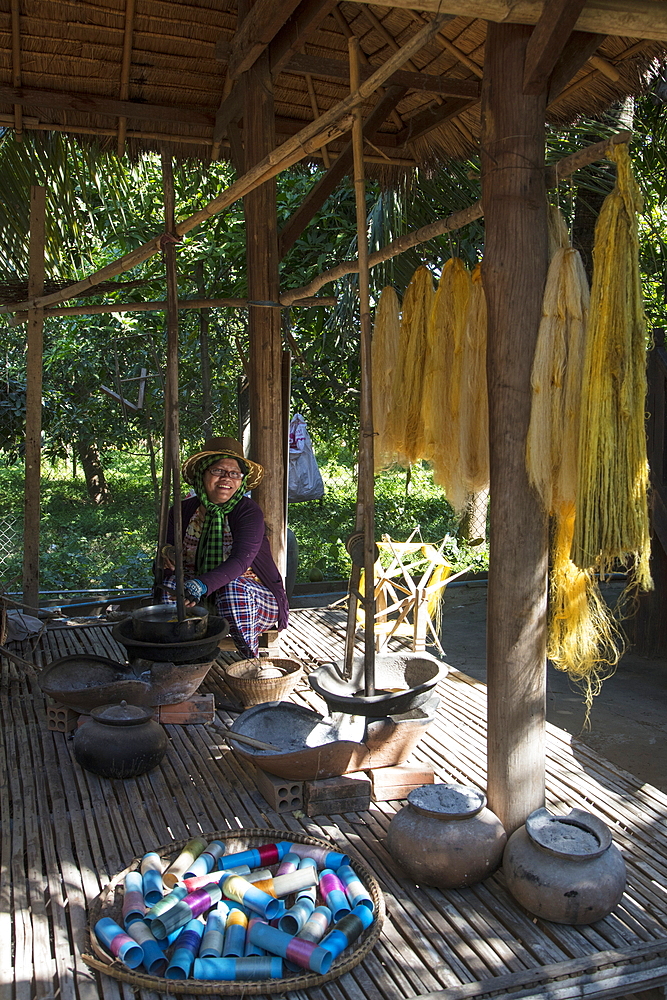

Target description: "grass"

left=0, top=449, right=489, bottom=596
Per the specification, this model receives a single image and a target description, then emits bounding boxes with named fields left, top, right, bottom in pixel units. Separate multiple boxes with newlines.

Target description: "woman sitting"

left=164, top=437, right=288, bottom=658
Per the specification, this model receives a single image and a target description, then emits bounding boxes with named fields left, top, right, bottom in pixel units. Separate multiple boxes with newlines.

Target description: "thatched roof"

left=0, top=1, right=664, bottom=169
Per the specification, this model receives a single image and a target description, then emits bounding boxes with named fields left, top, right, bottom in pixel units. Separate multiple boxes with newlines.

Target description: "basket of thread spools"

left=83, top=828, right=384, bottom=993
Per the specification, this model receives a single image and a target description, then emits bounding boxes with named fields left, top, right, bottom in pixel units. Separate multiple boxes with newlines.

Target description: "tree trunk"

left=76, top=440, right=110, bottom=503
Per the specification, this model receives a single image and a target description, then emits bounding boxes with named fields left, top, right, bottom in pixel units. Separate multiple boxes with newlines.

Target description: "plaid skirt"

left=161, top=573, right=279, bottom=659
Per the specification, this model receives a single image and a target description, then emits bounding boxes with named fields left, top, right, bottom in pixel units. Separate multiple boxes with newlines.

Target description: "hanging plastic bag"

left=288, top=413, right=324, bottom=501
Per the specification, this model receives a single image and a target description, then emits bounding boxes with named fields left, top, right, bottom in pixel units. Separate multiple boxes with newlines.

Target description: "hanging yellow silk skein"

left=387, top=266, right=434, bottom=464
left=458, top=264, right=489, bottom=498
left=372, top=286, right=401, bottom=471
left=571, top=144, right=651, bottom=591
left=423, top=257, right=472, bottom=511
left=527, top=221, right=624, bottom=704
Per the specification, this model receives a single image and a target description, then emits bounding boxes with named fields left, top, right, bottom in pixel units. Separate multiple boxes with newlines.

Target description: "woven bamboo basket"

left=222, top=656, right=304, bottom=706
left=82, top=827, right=385, bottom=994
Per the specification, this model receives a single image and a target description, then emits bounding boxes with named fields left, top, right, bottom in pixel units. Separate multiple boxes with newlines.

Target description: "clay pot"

left=502, top=807, right=626, bottom=924
left=386, top=784, right=507, bottom=888
left=74, top=700, right=168, bottom=779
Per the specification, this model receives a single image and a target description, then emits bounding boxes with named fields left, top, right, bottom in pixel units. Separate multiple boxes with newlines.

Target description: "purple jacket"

left=167, top=494, right=289, bottom=630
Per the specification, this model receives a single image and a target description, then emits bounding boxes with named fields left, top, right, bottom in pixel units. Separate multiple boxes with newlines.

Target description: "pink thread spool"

left=95, top=918, right=143, bottom=969
left=122, top=871, right=147, bottom=925
left=275, top=851, right=300, bottom=876
left=337, top=865, right=374, bottom=911
left=319, top=869, right=351, bottom=921
left=288, top=844, right=349, bottom=870
left=248, top=921, right=333, bottom=974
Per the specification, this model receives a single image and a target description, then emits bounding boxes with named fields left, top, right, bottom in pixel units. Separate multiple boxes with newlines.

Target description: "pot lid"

left=407, top=783, right=486, bottom=819
left=91, top=700, right=155, bottom=726
left=525, top=807, right=612, bottom=859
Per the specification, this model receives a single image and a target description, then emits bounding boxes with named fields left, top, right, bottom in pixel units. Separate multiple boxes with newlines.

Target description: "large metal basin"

left=113, top=615, right=229, bottom=663
left=39, top=655, right=151, bottom=713
left=131, top=604, right=208, bottom=643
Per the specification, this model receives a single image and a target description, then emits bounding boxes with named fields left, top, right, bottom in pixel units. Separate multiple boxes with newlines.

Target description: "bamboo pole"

left=481, top=22, right=549, bottom=835
left=349, top=36, right=376, bottom=697
left=161, top=152, right=186, bottom=621
left=1, top=13, right=448, bottom=317
left=7, top=295, right=336, bottom=322
left=279, top=129, right=633, bottom=305
left=195, top=262, right=213, bottom=439
left=22, top=186, right=45, bottom=612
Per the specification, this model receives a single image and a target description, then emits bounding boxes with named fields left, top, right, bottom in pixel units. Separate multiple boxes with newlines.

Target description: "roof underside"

left=0, top=1, right=663, bottom=171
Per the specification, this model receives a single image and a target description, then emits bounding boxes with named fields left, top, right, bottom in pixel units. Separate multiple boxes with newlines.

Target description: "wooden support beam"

left=269, top=0, right=341, bottom=77
left=10, top=0, right=22, bottom=138
left=116, top=0, right=136, bottom=157
left=395, top=96, right=475, bottom=145
left=481, top=22, right=549, bottom=835
left=241, top=12, right=286, bottom=578
left=227, top=0, right=302, bottom=81
left=7, top=295, right=337, bottom=321
left=0, top=85, right=214, bottom=128
left=279, top=84, right=407, bottom=257
left=3, top=13, right=449, bottom=317
left=284, top=51, right=480, bottom=98
left=22, top=186, right=46, bottom=612
left=547, top=31, right=606, bottom=103
left=344, top=0, right=667, bottom=43
left=523, top=0, right=588, bottom=94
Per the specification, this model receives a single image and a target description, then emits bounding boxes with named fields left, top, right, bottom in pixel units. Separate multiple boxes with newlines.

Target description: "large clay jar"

left=74, top=700, right=168, bottom=779
left=503, top=806, right=626, bottom=924
left=386, top=784, right=507, bottom=888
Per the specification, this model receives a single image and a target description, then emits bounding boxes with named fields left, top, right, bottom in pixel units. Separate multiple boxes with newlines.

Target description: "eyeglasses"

left=207, top=467, right=244, bottom=480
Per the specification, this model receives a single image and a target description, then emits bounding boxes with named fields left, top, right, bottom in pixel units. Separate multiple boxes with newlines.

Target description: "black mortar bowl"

left=112, top=615, right=229, bottom=663
left=309, top=651, right=446, bottom=717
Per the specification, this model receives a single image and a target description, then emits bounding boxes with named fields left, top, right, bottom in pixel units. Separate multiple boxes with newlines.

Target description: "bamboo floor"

left=3, top=606, right=667, bottom=1000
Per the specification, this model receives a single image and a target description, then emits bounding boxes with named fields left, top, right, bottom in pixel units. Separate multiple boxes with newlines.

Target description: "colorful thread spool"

left=248, top=921, right=333, bottom=974
left=319, top=869, right=351, bottom=921
left=296, top=857, right=317, bottom=905
left=262, top=867, right=318, bottom=898
left=279, top=897, right=314, bottom=935
left=145, top=884, right=187, bottom=924
left=94, top=918, right=144, bottom=969
left=320, top=904, right=375, bottom=960
left=199, top=903, right=229, bottom=958
left=184, top=840, right=226, bottom=878
left=222, top=874, right=283, bottom=919
left=219, top=841, right=292, bottom=871
left=122, top=871, right=147, bottom=925
left=296, top=905, right=332, bottom=944
left=288, top=844, right=349, bottom=870
left=140, top=853, right=165, bottom=906
left=244, top=868, right=273, bottom=885
left=245, top=916, right=267, bottom=956
left=183, top=865, right=251, bottom=893
left=337, top=865, right=374, bottom=911
left=222, top=905, right=248, bottom=958
left=125, top=919, right=168, bottom=977
left=163, top=837, right=208, bottom=888
left=275, top=852, right=300, bottom=876
left=151, top=883, right=222, bottom=939
left=165, top=918, right=204, bottom=979
left=193, top=956, right=283, bottom=980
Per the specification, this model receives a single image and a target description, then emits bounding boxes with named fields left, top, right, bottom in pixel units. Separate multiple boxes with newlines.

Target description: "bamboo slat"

left=2, top=608, right=667, bottom=1000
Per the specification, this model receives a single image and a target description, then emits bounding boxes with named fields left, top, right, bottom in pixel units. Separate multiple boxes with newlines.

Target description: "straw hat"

left=181, top=437, right=264, bottom=489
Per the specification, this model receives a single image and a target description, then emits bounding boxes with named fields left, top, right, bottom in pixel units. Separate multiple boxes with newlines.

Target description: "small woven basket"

left=223, top=656, right=303, bottom=706
left=82, top=827, right=385, bottom=995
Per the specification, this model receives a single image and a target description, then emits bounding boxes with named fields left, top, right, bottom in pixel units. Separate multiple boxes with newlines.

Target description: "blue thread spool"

left=94, top=918, right=144, bottom=969
left=320, top=904, right=374, bottom=960
left=337, top=865, right=374, bottom=911
left=296, top=905, right=332, bottom=943
left=145, top=883, right=187, bottom=924
left=222, top=906, right=248, bottom=958
left=200, top=903, right=229, bottom=958
left=125, top=919, right=167, bottom=977
left=122, top=871, right=146, bottom=925
left=248, top=921, right=332, bottom=974
left=279, top=897, right=314, bottom=935
left=165, top=918, right=204, bottom=979
left=194, top=956, right=283, bottom=980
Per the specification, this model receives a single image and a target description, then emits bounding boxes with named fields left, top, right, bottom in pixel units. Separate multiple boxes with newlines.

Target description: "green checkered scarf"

left=192, top=454, right=249, bottom=575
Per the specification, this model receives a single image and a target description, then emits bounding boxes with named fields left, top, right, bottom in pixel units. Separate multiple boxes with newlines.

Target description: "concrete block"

left=46, top=702, right=79, bottom=733
left=368, top=764, right=435, bottom=801
left=305, top=772, right=371, bottom=816
left=157, top=693, right=215, bottom=724
left=254, top=767, right=304, bottom=813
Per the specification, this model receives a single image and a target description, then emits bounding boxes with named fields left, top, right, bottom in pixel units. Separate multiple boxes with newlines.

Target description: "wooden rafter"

left=226, top=0, right=302, bottom=81
left=395, top=95, right=476, bottom=145
left=10, top=0, right=22, bottom=138
left=547, top=31, right=606, bottom=103
left=116, top=0, right=136, bottom=158
left=523, top=0, right=588, bottom=94
left=0, top=85, right=214, bottom=128
left=279, top=84, right=408, bottom=257
left=304, top=65, right=331, bottom=168
left=333, top=5, right=404, bottom=132
left=344, top=0, right=667, bottom=43
left=285, top=52, right=480, bottom=98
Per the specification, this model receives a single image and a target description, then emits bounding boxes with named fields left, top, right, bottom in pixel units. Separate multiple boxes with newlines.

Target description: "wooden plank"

left=285, top=51, right=481, bottom=98
left=395, top=96, right=476, bottom=144
left=0, top=84, right=215, bottom=127
left=523, top=0, right=588, bottom=94
left=269, top=0, right=341, bottom=77
left=547, top=32, right=606, bottom=103
left=227, top=0, right=302, bottom=80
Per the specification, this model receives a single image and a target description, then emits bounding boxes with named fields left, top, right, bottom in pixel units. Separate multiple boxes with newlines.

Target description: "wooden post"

left=480, top=22, right=549, bottom=835
left=349, top=36, right=376, bottom=696
left=195, top=261, right=213, bottom=438
left=161, top=152, right=186, bottom=621
left=241, top=3, right=286, bottom=576
left=22, top=185, right=45, bottom=611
